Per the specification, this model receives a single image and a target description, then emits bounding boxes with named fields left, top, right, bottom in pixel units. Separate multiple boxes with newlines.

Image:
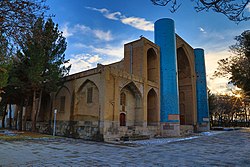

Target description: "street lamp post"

left=53, top=109, right=57, bottom=136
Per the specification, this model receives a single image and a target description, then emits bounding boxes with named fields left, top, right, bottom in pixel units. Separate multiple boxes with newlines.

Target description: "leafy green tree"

left=19, top=17, right=70, bottom=131
left=214, top=30, right=250, bottom=95
left=5, top=51, right=33, bottom=129
left=151, top=0, right=250, bottom=22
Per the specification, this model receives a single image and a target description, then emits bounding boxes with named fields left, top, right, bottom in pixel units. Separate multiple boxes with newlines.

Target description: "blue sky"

left=47, top=0, right=250, bottom=93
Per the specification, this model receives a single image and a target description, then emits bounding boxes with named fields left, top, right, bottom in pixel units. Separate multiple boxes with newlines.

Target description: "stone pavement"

left=0, top=129, right=250, bottom=167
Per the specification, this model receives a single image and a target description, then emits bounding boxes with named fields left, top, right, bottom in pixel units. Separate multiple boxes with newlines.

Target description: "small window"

left=87, top=87, right=93, bottom=103
left=60, top=96, right=65, bottom=112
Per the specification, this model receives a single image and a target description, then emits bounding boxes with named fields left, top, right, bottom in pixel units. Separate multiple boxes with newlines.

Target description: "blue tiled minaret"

left=155, top=18, right=180, bottom=123
left=194, top=48, right=209, bottom=129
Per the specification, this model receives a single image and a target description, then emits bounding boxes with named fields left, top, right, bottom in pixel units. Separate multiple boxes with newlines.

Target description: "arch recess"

left=177, top=47, right=195, bottom=125
left=119, top=82, right=143, bottom=126
left=147, top=48, right=158, bottom=82
left=76, top=79, right=99, bottom=120
left=147, top=88, right=158, bottom=126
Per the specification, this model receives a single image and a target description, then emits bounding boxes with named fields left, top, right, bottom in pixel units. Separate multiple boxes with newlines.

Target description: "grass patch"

left=0, top=130, right=58, bottom=141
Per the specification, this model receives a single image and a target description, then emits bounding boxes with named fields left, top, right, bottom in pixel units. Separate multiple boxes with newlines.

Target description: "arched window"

left=120, top=92, right=126, bottom=111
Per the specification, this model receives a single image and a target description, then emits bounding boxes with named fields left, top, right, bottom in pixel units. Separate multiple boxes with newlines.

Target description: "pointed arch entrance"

left=177, top=47, right=195, bottom=125
left=147, top=89, right=158, bottom=126
left=119, top=82, right=143, bottom=126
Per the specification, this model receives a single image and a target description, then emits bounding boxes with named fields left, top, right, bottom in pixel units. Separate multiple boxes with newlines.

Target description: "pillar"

left=194, top=48, right=210, bottom=131
left=155, top=18, right=180, bottom=136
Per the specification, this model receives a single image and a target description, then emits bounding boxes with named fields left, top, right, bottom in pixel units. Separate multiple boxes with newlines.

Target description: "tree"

left=19, top=17, right=70, bottom=131
left=0, top=0, right=49, bottom=47
left=0, top=35, right=11, bottom=89
left=214, top=30, right=250, bottom=95
left=151, top=0, right=250, bottom=22
left=0, top=50, right=31, bottom=129
left=208, top=89, right=217, bottom=126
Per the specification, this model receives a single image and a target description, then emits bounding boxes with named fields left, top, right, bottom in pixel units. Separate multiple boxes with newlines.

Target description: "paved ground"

left=1, top=129, right=250, bottom=167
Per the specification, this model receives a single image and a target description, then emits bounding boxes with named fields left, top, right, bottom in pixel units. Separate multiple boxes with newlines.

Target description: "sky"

left=46, top=0, right=250, bottom=94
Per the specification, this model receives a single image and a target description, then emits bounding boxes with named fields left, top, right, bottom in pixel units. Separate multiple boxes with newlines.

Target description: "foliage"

left=208, top=89, right=216, bottom=113
left=214, top=30, right=250, bottom=95
left=0, top=0, right=49, bottom=47
left=151, top=0, right=250, bottom=23
left=0, top=17, right=70, bottom=130
left=0, top=35, right=12, bottom=89
left=0, top=0, right=49, bottom=90
left=209, top=91, right=249, bottom=127
left=19, top=17, right=70, bottom=131
left=21, top=17, right=70, bottom=93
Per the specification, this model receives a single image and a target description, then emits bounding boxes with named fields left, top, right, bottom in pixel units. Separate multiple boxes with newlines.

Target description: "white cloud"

left=85, top=7, right=108, bottom=13
left=205, top=49, right=234, bottom=94
left=90, top=44, right=123, bottom=58
left=104, top=12, right=121, bottom=20
left=72, top=39, right=132, bottom=59
left=87, top=55, right=102, bottom=63
left=199, top=27, right=207, bottom=34
left=67, top=54, right=103, bottom=74
left=74, top=24, right=91, bottom=33
left=86, top=7, right=121, bottom=20
left=67, top=54, right=92, bottom=74
left=61, top=23, right=114, bottom=41
left=247, top=3, right=250, bottom=12
left=86, top=7, right=154, bottom=31
left=121, top=17, right=154, bottom=31
left=93, top=30, right=113, bottom=41
left=61, top=23, right=73, bottom=38
left=68, top=40, right=126, bottom=74
left=72, top=43, right=87, bottom=48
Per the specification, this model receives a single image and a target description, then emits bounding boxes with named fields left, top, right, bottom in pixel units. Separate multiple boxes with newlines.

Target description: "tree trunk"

left=31, top=90, right=37, bottom=132
left=14, top=105, right=19, bottom=130
left=9, top=103, right=12, bottom=129
left=23, top=106, right=27, bottom=131
left=35, top=89, right=43, bottom=124
left=18, top=101, right=23, bottom=131
left=244, top=103, right=248, bottom=126
left=2, top=104, right=7, bottom=128
left=210, top=113, right=213, bottom=128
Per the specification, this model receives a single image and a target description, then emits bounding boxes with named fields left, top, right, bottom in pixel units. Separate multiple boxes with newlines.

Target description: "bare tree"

left=0, top=0, right=49, bottom=46
left=151, top=0, right=250, bottom=23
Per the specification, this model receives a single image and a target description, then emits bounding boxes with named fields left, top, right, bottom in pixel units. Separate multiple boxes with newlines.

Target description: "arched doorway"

left=147, top=89, right=158, bottom=126
left=177, top=47, right=195, bottom=125
left=119, top=82, right=142, bottom=126
left=147, top=48, right=158, bottom=82
left=120, top=113, right=126, bottom=126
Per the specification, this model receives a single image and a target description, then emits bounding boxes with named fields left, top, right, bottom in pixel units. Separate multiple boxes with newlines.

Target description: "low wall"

left=26, top=120, right=103, bottom=141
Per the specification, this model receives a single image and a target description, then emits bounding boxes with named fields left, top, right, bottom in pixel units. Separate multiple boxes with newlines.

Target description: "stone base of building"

left=197, top=122, right=210, bottom=132
left=180, top=125, right=194, bottom=136
left=25, top=121, right=205, bottom=141
left=160, top=122, right=180, bottom=137
left=103, top=121, right=160, bottom=141
left=26, top=120, right=103, bottom=141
